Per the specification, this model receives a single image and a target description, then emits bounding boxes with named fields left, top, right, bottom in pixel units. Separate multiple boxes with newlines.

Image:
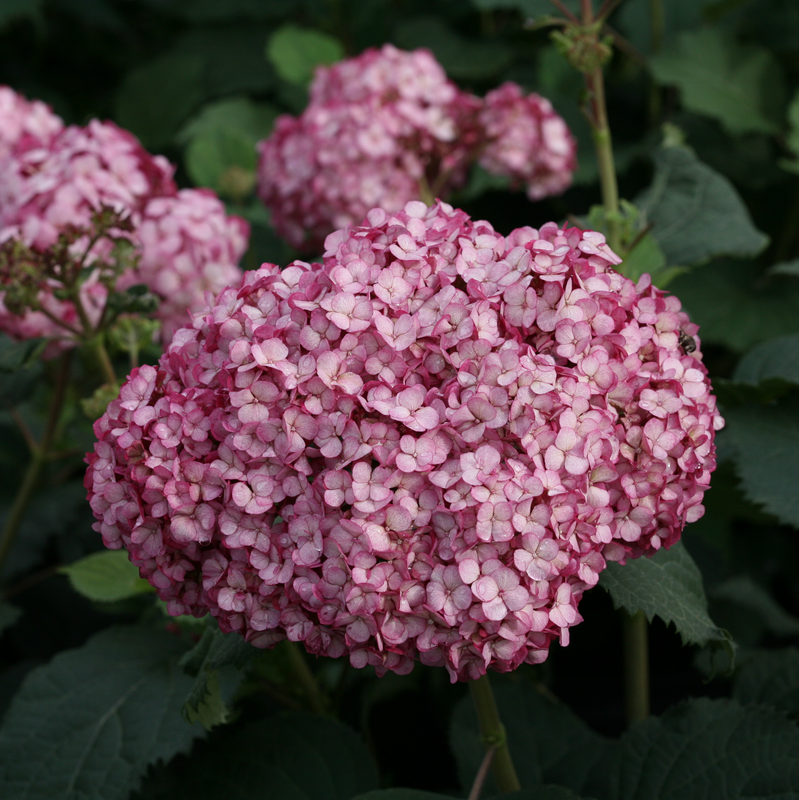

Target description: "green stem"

left=579, top=0, right=621, bottom=254
left=283, top=640, right=331, bottom=716
left=0, top=352, right=72, bottom=579
left=90, top=336, right=118, bottom=386
left=469, top=674, right=521, bottom=794
left=623, top=610, right=650, bottom=725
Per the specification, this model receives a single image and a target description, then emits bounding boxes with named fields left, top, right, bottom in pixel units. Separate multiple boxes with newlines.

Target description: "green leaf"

left=179, top=621, right=255, bottom=730
left=0, top=626, right=203, bottom=800
left=469, top=0, right=580, bottom=17
left=711, top=577, right=799, bottom=638
left=178, top=96, right=278, bottom=144
left=734, top=333, right=799, bottom=386
left=734, top=648, right=799, bottom=716
left=351, top=792, right=460, bottom=800
left=780, top=90, right=799, bottom=174
left=768, top=257, right=799, bottom=277
left=607, top=698, right=799, bottom=799
left=635, top=146, right=769, bottom=267
left=394, top=16, right=514, bottom=80
left=185, top=129, right=257, bottom=193
left=650, top=28, right=786, bottom=135
left=489, top=790, right=597, bottom=800
left=450, top=683, right=612, bottom=796
left=724, top=394, right=799, bottom=529
left=0, top=602, right=22, bottom=635
left=0, top=334, right=44, bottom=372
left=668, top=260, right=799, bottom=353
left=266, top=24, right=345, bottom=86
left=0, top=0, right=43, bottom=27
left=60, top=549, right=154, bottom=603
left=116, top=52, right=205, bottom=149
left=166, top=712, right=378, bottom=800
left=617, top=0, right=705, bottom=57
left=599, top=541, right=732, bottom=651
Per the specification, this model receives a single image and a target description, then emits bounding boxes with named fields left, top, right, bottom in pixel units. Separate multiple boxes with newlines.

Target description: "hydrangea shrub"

left=86, top=200, right=722, bottom=681
left=0, top=90, right=248, bottom=351
left=256, top=45, right=576, bottom=251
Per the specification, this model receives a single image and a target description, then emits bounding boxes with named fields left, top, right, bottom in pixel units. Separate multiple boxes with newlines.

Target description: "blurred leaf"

left=734, top=648, right=799, bottom=716
left=619, top=232, right=668, bottom=282
left=179, top=621, right=256, bottom=730
left=59, top=549, right=153, bottom=603
left=712, top=577, right=799, bottom=638
left=469, top=0, right=580, bottom=17
left=116, top=52, right=205, bottom=149
left=0, top=359, right=43, bottom=411
left=488, top=791, right=597, bottom=800
left=167, top=0, right=294, bottom=21
left=635, top=146, right=769, bottom=266
left=1, top=481, right=89, bottom=581
left=0, top=626, right=202, bottom=800
left=650, top=28, right=786, bottom=135
left=606, top=698, right=799, bottom=799
left=617, top=0, right=705, bottom=56
left=0, top=602, right=21, bottom=635
left=351, top=792, right=460, bottom=800
left=0, top=334, right=44, bottom=372
left=781, top=90, right=799, bottom=174
left=266, top=24, right=345, bottom=86
left=0, top=0, right=42, bottom=27
left=669, top=260, right=799, bottom=352
left=733, top=333, right=799, bottom=386
left=395, top=16, right=514, bottom=80
left=185, top=130, right=257, bottom=193
left=451, top=683, right=612, bottom=796
left=165, top=712, right=378, bottom=799
left=768, top=257, right=799, bottom=277
left=178, top=96, right=278, bottom=144
left=599, top=541, right=733, bottom=652
left=724, top=394, right=799, bottom=529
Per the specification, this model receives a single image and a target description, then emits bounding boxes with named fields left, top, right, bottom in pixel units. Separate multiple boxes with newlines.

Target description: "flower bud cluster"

left=0, top=87, right=248, bottom=351
left=87, top=199, right=722, bottom=681
left=257, top=45, right=576, bottom=251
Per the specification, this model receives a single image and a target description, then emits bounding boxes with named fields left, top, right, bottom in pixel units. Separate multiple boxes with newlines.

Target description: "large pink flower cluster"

left=479, top=83, right=577, bottom=201
left=119, top=188, right=250, bottom=342
left=256, top=45, right=575, bottom=251
left=86, top=200, right=722, bottom=682
left=0, top=91, right=248, bottom=350
left=0, top=86, right=63, bottom=159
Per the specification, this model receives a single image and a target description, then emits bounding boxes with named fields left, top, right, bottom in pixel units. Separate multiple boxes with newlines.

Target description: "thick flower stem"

left=623, top=609, right=650, bottom=725
left=578, top=0, right=622, bottom=255
left=283, top=640, right=331, bottom=717
left=469, top=674, right=521, bottom=794
left=90, top=337, right=118, bottom=387
left=0, top=352, right=71, bottom=579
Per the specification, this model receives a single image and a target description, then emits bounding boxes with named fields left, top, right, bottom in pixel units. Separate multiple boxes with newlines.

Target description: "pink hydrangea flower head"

left=86, top=200, right=722, bottom=681
left=479, top=82, right=577, bottom=200
left=0, top=86, right=63, bottom=159
left=257, top=45, right=481, bottom=251
left=119, top=188, right=249, bottom=344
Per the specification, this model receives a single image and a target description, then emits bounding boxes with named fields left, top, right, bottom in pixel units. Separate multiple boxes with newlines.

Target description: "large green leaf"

left=635, top=146, right=769, bottom=267
left=164, top=712, right=378, bottom=800
left=179, top=621, right=256, bottom=729
left=734, top=648, right=799, bottom=716
left=266, top=24, right=345, bottom=86
left=454, top=686, right=799, bottom=799
left=394, top=16, right=514, bottom=80
left=712, top=577, right=799, bottom=638
left=0, top=0, right=43, bottom=27
left=60, top=550, right=153, bottom=603
left=450, top=683, right=612, bottom=796
left=650, top=28, right=786, bottom=135
left=0, top=626, right=202, bottom=800
left=668, top=260, right=799, bottom=353
left=724, top=395, right=799, bottom=529
left=617, top=0, right=705, bottom=56
left=599, top=542, right=732, bottom=651
left=0, top=333, right=44, bottom=372
left=608, top=698, right=799, bottom=799
left=469, top=0, right=579, bottom=16
left=733, top=334, right=799, bottom=386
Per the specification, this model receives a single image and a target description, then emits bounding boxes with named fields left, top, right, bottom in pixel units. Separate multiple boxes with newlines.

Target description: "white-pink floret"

left=86, top=200, right=722, bottom=681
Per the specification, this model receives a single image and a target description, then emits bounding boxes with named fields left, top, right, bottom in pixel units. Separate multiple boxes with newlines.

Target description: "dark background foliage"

left=2, top=1, right=799, bottom=798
